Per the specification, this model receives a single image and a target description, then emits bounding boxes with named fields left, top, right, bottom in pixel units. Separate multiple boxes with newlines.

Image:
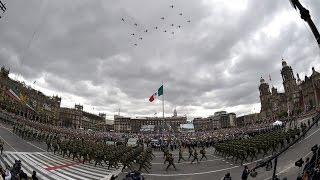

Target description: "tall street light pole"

left=290, top=0, right=320, bottom=48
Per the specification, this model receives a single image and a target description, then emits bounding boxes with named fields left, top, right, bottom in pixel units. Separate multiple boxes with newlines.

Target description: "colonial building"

left=235, top=113, right=262, bottom=127
left=193, top=111, right=236, bottom=131
left=193, top=116, right=216, bottom=131
left=0, top=66, right=61, bottom=125
left=59, top=104, right=106, bottom=130
left=114, top=115, right=187, bottom=133
left=259, top=60, right=320, bottom=118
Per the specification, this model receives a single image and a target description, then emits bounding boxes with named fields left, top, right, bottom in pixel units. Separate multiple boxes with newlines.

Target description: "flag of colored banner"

left=149, top=85, right=164, bottom=102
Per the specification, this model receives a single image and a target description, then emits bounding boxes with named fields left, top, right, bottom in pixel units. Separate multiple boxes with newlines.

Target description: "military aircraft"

left=170, top=5, right=174, bottom=8
left=177, top=25, right=182, bottom=28
left=121, top=18, right=125, bottom=22
left=160, top=17, right=165, bottom=20
left=179, top=13, right=183, bottom=16
left=187, top=20, right=191, bottom=23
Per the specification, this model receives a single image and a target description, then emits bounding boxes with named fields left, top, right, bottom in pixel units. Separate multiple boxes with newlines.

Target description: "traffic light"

left=295, top=158, right=304, bottom=168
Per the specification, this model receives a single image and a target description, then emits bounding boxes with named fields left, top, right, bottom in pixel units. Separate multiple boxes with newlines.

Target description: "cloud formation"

left=0, top=0, right=319, bottom=120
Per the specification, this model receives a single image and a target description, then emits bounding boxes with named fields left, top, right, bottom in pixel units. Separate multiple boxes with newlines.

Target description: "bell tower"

left=259, top=77, right=271, bottom=113
left=281, top=60, right=298, bottom=94
left=281, top=60, right=300, bottom=115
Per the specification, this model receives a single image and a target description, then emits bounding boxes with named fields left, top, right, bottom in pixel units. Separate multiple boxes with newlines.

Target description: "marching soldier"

left=200, top=147, right=207, bottom=161
left=165, top=153, right=177, bottom=171
left=191, top=149, right=199, bottom=164
left=0, top=139, right=3, bottom=155
left=178, top=147, right=186, bottom=163
left=188, top=147, right=194, bottom=160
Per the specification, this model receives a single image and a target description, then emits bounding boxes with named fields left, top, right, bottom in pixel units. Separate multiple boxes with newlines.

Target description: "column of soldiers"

left=12, top=123, right=154, bottom=172
left=163, top=145, right=208, bottom=171
left=215, top=128, right=301, bottom=164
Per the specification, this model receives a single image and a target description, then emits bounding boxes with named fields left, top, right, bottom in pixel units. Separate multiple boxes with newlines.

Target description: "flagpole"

left=162, top=81, right=164, bottom=120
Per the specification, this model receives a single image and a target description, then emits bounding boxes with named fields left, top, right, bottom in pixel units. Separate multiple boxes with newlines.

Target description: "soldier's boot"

left=166, top=164, right=171, bottom=171
left=172, top=163, right=177, bottom=170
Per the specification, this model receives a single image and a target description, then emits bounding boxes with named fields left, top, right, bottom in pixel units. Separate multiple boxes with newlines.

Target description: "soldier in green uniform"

left=191, top=149, right=199, bottom=164
left=0, top=139, right=3, bottom=155
left=178, top=147, right=186, bottom=163
left=200, top=147, right=207, bottom=161
left=188, top=147, right=194, bottom=160
left=165, top=153, right=177, bottom=171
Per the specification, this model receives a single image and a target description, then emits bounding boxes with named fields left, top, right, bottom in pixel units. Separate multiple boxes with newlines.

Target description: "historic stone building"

left=59, top=104, right=106, bottom=130
left=193, top=111, right=236, bottom=131
left=235, top=113, right=262, bottom=127
left=0, top=66, right=61, bottom=125
left=114, top=115, right=187, bottom=133
left=259, top=60, right=320, bottom=118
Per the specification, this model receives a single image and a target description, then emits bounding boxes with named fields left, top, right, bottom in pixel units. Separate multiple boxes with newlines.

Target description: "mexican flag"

left=149, top=85, right=163, bottom=102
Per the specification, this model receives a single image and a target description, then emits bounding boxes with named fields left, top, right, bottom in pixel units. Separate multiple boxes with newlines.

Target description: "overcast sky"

left=0, top=0, right=319, bottom=120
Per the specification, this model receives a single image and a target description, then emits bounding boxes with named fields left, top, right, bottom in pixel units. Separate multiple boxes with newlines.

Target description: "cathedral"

left=259, top=60, right=320, bottom=119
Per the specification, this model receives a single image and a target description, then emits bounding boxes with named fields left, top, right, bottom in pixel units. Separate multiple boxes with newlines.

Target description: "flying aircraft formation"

left=121, top=3, right=191, bottom=47
left=0, top=0, right=6, bottom=19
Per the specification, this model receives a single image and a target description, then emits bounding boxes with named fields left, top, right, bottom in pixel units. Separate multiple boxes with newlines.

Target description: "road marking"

left=304, top=126, right=320, bottom=140
left=0, top=135, right=17, bottom=152
left=263, top=124, right=320, bottom=180
left=152, top=158, right=224, bottom=165
left=45, top=162, right=81, bottom=171
left=0, top=123, right=45, bottom=152
left=26, top=141, right=46, bottom=152
left=143, top=165, right=240, bottom=176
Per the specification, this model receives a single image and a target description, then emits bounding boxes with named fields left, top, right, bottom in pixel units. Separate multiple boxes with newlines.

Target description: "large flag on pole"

left=149, top=85, right=163, bottom=102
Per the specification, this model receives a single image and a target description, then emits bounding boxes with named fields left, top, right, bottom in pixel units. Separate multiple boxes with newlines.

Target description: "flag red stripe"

left=149, top=95, right=155, bottom=102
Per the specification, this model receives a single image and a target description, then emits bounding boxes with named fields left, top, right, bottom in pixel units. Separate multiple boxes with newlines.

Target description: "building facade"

left=193, top=111, right=236, bottom=131
left=259, top=60, right=320, bottom=118
left=0, top=66, right=61, bottom=125
left=114, top=115, right=187, bottom=133
left=235, top=113, right=261, bottom=127
left=59, top=104, right=106, bottom=130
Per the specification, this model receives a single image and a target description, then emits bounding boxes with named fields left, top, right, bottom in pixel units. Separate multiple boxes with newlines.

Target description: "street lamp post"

left=290, top=0, right=320, bottom=48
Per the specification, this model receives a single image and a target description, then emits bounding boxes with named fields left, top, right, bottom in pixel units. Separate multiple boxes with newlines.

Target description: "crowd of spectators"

left=296, top=144, right=320, bottom=180
left=0, top=160, right=38, bottom=180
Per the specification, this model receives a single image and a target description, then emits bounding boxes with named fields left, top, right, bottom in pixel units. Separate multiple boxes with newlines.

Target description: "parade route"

left=0, top=123, right=121, bottom=179
left=118, top=118, right=320, bottom=180
left=1, top=118, right=320, bottom=180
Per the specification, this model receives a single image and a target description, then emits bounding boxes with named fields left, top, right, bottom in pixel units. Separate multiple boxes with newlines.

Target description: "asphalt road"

left=0, top=123, right=46, bottom=152
left=120, top=118, right=320, bottom=180
left=1, top=118, right=319, bottom=180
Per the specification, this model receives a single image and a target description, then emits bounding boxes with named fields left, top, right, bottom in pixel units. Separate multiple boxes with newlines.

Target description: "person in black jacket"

left=241, top=166, right=250, bottom=180
left=32, top=171, right=38, bottom=180
left=223, top=172, right=232, bottom=180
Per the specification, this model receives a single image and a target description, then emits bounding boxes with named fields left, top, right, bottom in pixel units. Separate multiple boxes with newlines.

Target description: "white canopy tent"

left=272, top=120, right=283, bottom=126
